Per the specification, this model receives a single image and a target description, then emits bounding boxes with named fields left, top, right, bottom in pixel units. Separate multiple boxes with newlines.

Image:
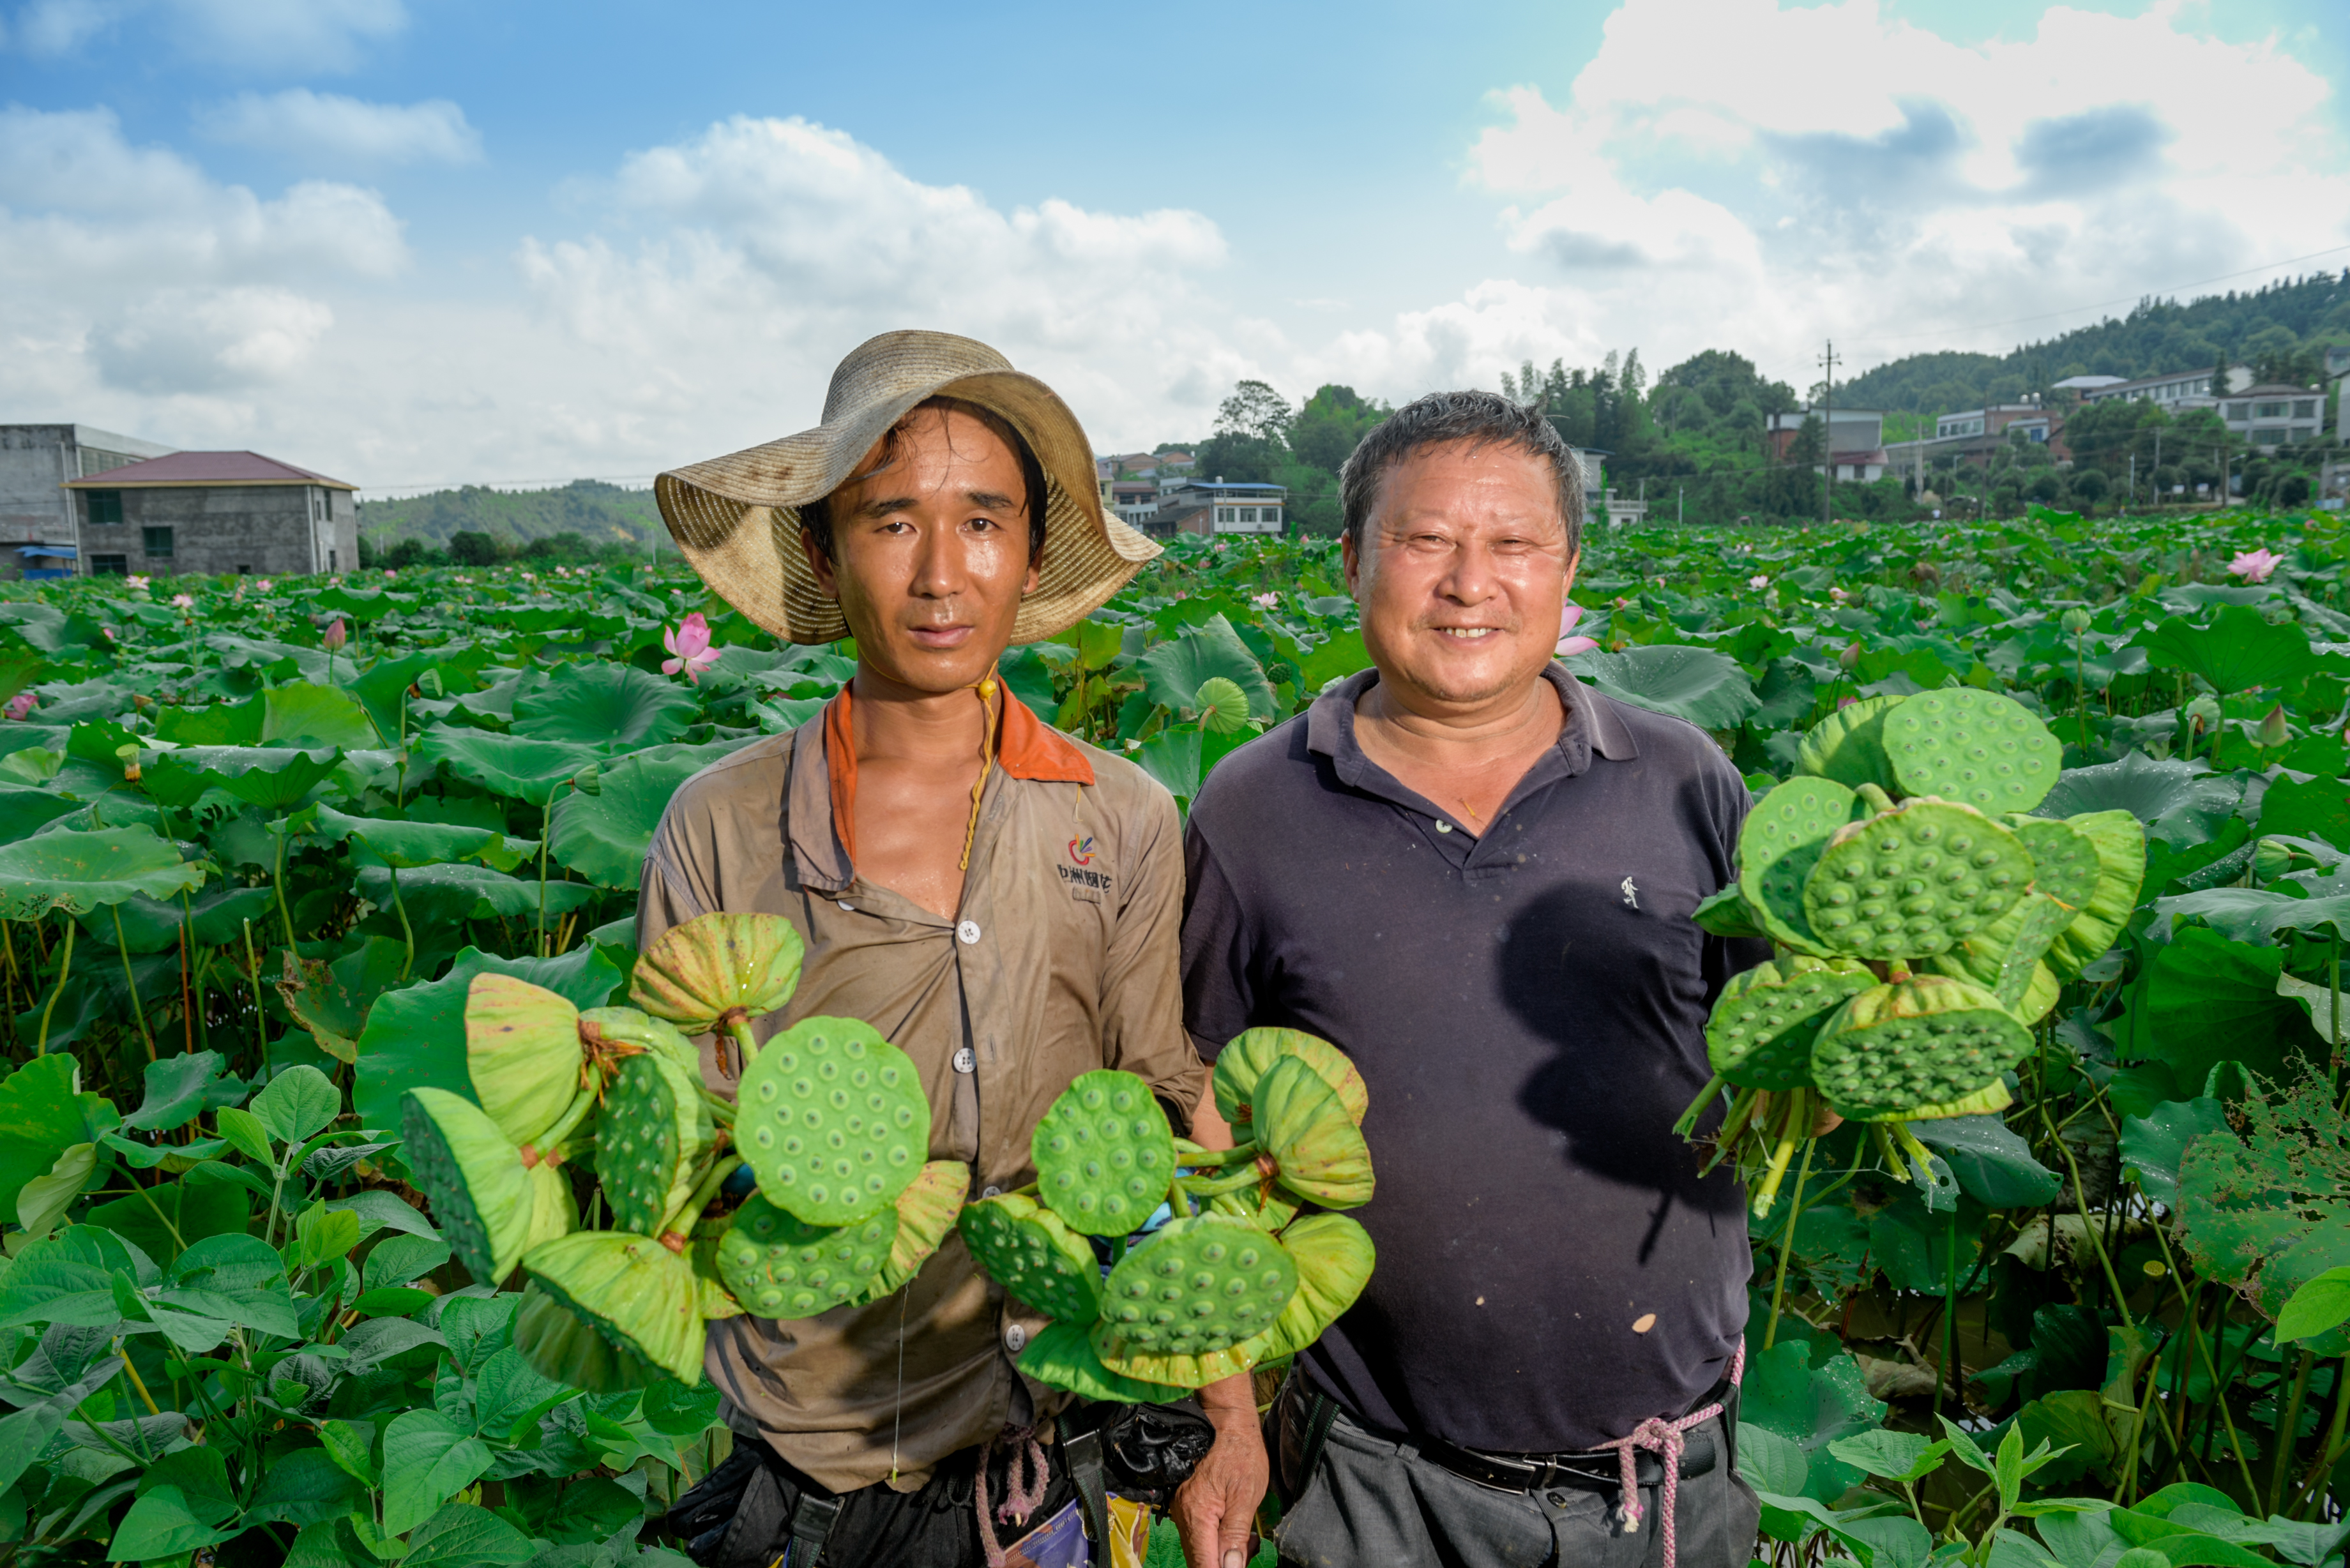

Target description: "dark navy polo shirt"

left=1180, top=663, right=1769, bottom=1453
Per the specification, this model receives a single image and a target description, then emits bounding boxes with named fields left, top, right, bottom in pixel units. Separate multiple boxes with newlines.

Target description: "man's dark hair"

left=799, top=395, right=1049, bottom=564
left=1337, top=389, right=1584, bottom=559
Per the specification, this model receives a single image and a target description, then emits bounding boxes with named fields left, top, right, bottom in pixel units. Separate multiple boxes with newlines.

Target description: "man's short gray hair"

left=1338, top=389, right=1584, bottom=560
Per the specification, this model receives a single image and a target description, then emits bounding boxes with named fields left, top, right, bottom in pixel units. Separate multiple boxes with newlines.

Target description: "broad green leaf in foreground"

left=0, top=825, right=204, bottom=917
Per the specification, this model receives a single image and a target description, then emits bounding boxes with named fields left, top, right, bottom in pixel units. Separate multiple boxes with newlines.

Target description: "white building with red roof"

left=60, top=449, right=358, bottom=579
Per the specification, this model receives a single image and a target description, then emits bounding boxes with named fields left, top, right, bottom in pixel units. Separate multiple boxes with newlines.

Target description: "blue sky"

left=3, top=0, right=2345, bottom=490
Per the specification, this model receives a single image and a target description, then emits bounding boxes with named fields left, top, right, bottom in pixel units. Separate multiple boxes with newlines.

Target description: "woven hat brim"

left=656, top=365, right=1158, bottom=645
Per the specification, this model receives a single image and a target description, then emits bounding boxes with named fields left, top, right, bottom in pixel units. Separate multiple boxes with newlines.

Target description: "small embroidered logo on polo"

left=1621, top=876, right=1640, bottom=908
left=1067, top=834, right=1096, bottom=866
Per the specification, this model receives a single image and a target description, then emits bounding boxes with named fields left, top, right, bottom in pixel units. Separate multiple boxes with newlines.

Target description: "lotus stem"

left=2268, top=1348, right=2316, bottom=1514
left=524, top=1087, right=600, bottom=1163
left=1857, top=783, right=1896, bottom=814
left=1762, top=1135, right=1817, bottom=1350
left=1750, top=1089, right=1806, bottom=1217
left=698, top=1087, right=736, bottom=1127
left=242, top=918, right=269, bottom=1078
left=388, top=864, right=414, bottom=982
left=1673, top=1074, right=1727, bottom=1138
left=112, top=908, right=156, bottom=1062
left=1177, top=1162, right=1271, bottom=1199
left=723, top=1009, right=760, bottom=1071
left=1873, top=1122, right=1911, bottom=1182
left=33, top=918, right=74, bottom=1057
left=272, top=813, right=296, bottom=951
left=662, top=1155, right=741, bottom=1240
left=176, top=894, right=193, bottom=1055
left=1699, top=1085, right=1763, bottom=1175
left=1170, top=1139, right=1260, bottom=1170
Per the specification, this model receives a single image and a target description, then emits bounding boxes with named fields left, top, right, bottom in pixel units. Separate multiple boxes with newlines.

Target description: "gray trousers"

left=1269, top=1384, right=1762, bottom=1568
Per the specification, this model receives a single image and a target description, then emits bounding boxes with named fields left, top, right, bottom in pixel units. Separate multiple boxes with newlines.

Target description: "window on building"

left=1238, top=508, right=1257, bottom=524
left=2226, top=403, right=2249, bottom=419
left=2294, top=401, right=2316, bottom=419
left=2255, top=401, right=2287, bottom=418
left=1215, top=507, right=1232, bottom=524
left=329, top=550, right=338, bottom=572
left=1263, top=508, right=1281, bottom=526
left=2254, top=428, right=2289, bottom=446
left=84, top=490, right=123, bottom=525
left=238, top=564, right=252, bottom=575
left=141, top=526, right=173, bottom=558
left=91, top=554, right=128, bottom=576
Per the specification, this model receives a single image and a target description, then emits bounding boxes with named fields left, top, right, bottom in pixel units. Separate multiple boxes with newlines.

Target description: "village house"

left=61, top=449, right=360, bottom=578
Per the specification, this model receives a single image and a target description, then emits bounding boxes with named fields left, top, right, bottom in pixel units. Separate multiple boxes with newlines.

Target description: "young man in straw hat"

left=641, top=331, right=1263, bottom=1568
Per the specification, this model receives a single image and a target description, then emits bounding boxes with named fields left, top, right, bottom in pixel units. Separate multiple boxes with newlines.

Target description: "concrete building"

left=1147, top=479, right=1285, bottom=539
left=2217, top=385, right=2326, bottom=451
left=1, top=424, right=177, bottom=578
left=1109, top=479, right=1160, bottom=528
left=61, top=450, right=358, bottom=578
left=2077, top=365, right=2250, bottom=408
left=2331, top=345, right=2350, bottom=445
left=1764, top=407, right=1888, bottom=481
left=1884, top=402, right=2063, bottom=487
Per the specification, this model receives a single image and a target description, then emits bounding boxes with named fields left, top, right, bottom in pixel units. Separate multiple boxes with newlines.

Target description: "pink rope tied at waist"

left=976, top=1424, right=1051, bottom=1568
left=1595, top=1341, right=1745, bottom=1568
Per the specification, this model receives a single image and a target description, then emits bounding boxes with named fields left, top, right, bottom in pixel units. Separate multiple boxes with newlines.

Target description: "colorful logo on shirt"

left=1067, top=834, right=1096, bottom=866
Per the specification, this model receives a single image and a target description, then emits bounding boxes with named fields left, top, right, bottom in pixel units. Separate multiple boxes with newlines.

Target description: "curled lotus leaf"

left=1803, top=797, right=2032, bottom=960
left=1738, top=776, right=1865, bottom=955
left=1794, top=693, right=1902, bottom=793
left=1211, top=1029, right=1367, bottom=1131
left=870, top=1159, right=970, bottom=1297
left=522, top=1229, right=707, bottom=1385
left=958, top=1193, right=1102, bottom=1323
left=1032, top=1069, right=1176, bottom=1237
left=1255, top=1056, right=1374, bottom=1209
left=1019, top=1318, right=1188, bottom=1404
left=631, top=911, right=805, bottom=1032
left=1093, top=1213, right=1296, bottom=1362
left=464, top=973, right=582, bottom=1147
left=734, top=1017, right=929, bottom=1226
left=514, top=1280, right=658, bottom=1394
left=1923, top=892, right=2070, bottom=1024
left=718, top=1194, right=897, bottom=1319
left=1811, top=976, right=2033, bottom=1120
left=594, top=1050, right=709, bottom=1237
left=577, top=1006, right=699, bottom=1076
left=1705, top=955, right=1876, bottom=1090
left=402, top=1087, right=532, bottom=1285
left=1252, top=1214, right=1375, bottom=1363
left=2041, top=810, right=2146, bottom=979
left=1884, top=689, right=2061, bottom=816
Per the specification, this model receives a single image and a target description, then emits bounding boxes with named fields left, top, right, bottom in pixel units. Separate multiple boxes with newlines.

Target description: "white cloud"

left=92, top=287, right=335, bottom=392
left=6, top=0, right=404, bottom=70
left=196, top=91, right=481, bottom=166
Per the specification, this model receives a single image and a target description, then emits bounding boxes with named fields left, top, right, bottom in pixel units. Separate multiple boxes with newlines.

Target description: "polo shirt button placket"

left=1003, top=1323, right=1027, bottom=1354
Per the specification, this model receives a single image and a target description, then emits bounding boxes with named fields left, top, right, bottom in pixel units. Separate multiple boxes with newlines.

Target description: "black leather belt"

left=1411, top=1428, right=1714, bottom=1496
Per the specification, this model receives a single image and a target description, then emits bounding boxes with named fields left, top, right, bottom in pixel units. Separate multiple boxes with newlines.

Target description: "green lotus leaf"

left=140, top=744, right=341, bottom=812
left=512, top=661, right=699, bottom=751
left=1211, top=1028, right=1367, bottom=1131
left=1883, top=689, right=2061, bottom=815
left=512, top=1280, right=659, bottom=1395
left=414, top=730, right=602, bottom=806
left=1561, top=644, right=1759, bottom=730
left=402, top=1088, right=532, bottom=1285
left=2006, top=817, right=2101, bottom=910
left=734, top=1017, right=929, bottom=1225
left=869, top=1159, right=970, bottom=1297
left=958, top=1193, right=1102, bottom=1322
left=718, top=1194, right=898, bottom=1319
left=1253, top=1214, right=1375, bottom=1363
left=1255, top=1056, right=1374, bottom=1209
left=1794, top=693, right=1903, bottom=792
left=594, top=1050, right=709, bottom=1237
left=630, top=911, right=806, bottom=1032
left=0, top=825, right=206, bottom=919
left=577, top=1006, right=699, bottom=1075
left=1018, top=1318, right=1188, bottom=1405
left=1923, top=892, right=2072, bottom=1024
left=1031, top=1069, right=1176, bottom=1237
left=1803, top=797, right=2032, bottom=960
left=464, top=974, right=584, bottom=1149
left=1093, top=1212, right=1295, bottom=1366
left=522, top=1230, right=706, bottom=1385
left=1811, top=976, right=2033, bottom=1121
left=1738, top=776, right=1865, bottom=954
left=1706, top=955, right=1877, bottom=1090
left=2042, top=810, right=2146, bottom=979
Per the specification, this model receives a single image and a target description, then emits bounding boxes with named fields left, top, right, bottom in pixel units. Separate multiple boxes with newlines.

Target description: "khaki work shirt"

left=637, top=690, right=1206, bottom=1491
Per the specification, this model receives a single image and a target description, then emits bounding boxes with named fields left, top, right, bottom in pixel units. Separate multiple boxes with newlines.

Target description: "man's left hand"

left=1172, top=1386, right=1268, bottom=1568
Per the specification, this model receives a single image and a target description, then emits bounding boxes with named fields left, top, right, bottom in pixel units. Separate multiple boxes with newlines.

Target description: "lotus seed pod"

left=1018, top=1318, right=1189, bottom=1404
left=1794, top=693, right=1903, bottom=792
left=1692, top=884, right=1770, bottom=941
left=2041, top=810, right=2146, bottom=979
left=1803, top=797, right=2032, bottom=960
left=957, top=1192, right=1103, bottom=1322
left=718, top=1194, right=899, bottom=1319
left=594, top=1050, right=709, bottom=1237
left=464, top=974, right=584, bottom=1147
left=402, top=1088, right=533, bottom=1285
left=513, top=1281, right=658, bottom=1394
left=868, top=1159, right=971, bottom=1297
left=1090, top=1325, right=1276, bottom=1391
left=1254, top=1057, right=1374, bottom=1209
left=2059, top=607, right=2093, bottom=635
left=1737, top=776, right=1866, bottom=954
left=1923, top=891, right=2072, bottom=1023
left=2006, top=817, right=2101, bottom=910
left=520, top=1161, right=577, bottom=1256
left=630, top=911, right=806, bottom=1033
left=1883, top=689, right=2061, bottom=815
left=2252, top=838, right=2293, bottom=882
left=577, top=1007, right=699, bottom=1076
left=1705, top=955, right=1877, bottom=1089
left=1093, top=1213, right=1298, bottom=1364
left=734, top=1016, right=929, bottom=1226
left=1212, top=1029, right=1367, bottom=1132
left=1810, top=976, right=2033, bottom=1120
left=1252, top=1214, right=1376, bottom=1363
left=1032, top=1069, right=1176, bottom=1236
left=1884, top=1076, right=2015, bottom=1124
left=1195, top=676, right=1251, bottom=735
left=520, top=1230, right=707, bottom=1385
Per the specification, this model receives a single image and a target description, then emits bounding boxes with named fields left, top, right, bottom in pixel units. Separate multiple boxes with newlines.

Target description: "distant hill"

left=1840, top=270, right=2350, bottom=413
left=358, top=481, right=664, bottom=548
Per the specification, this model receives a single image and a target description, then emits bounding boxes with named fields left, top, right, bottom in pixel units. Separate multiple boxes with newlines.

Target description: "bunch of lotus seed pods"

left=1683, top=688, right=2145, bottom=1214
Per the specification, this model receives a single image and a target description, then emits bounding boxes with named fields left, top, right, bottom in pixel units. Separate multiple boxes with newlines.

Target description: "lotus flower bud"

left=572, top=762, right=603, bottom=795
left=2059, top=607, right=2092, bottom=634
left=417, top=668, right=444, bottom=698
left=1838, top=642, right=1861, bottom=671
left=321, top=617, right=347, bottom=651
left=2256, top=702, right=2290, bottom=749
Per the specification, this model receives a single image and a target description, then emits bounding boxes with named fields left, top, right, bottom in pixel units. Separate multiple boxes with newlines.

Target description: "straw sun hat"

left=653, top=331, right=1161, bottom=645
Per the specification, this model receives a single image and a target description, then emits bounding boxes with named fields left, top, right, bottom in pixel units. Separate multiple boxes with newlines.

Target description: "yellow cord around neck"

left=959, top=667, right=1001, bottom=873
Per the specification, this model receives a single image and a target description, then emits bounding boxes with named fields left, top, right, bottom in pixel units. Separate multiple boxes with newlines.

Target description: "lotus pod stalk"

left=631, top=911, right=806, bottom=1071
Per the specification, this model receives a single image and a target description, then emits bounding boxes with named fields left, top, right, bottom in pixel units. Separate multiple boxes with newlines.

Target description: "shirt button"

left=957, top=919, right=982, bottom=945
left=1004, top=1323, right=1027, bottom=1354
left=953, top=1046, right=976, bottom=1074
left=837, top=900, right=854, bottom=912
left=1435, top=821, right=1453, bottom=834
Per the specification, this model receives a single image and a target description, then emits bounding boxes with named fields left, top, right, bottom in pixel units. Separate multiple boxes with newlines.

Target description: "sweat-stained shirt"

left=636, top=688, right=1208, bottom=1492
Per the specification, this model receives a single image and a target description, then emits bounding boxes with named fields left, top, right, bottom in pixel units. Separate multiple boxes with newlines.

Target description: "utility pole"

left=1819, top=340, right=1840, bottom=527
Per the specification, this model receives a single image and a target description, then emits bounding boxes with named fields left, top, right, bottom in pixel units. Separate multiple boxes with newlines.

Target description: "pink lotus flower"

left=125, top=574, right=149, bottom=591
left=322, top=618, right=347, bottom=651
left=1748, top=574, right=1770, bottom=590
left=2227, top=547, right=2285, bottom=584
left=1252, top=591, right=1278, bottom=608
left=170, top=592, right=193, bottom=608
left=1556, top=603, right=1600, bottom=657
left=1830, top=586, right=1849, bottom=603
left=663, top=612, right=719, bottom=683
left=3, top=693, right=34, bottom=721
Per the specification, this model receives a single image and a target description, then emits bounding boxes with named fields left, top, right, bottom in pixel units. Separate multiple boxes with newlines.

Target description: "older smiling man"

left=1178, top=391, right=1770, bottom=1568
